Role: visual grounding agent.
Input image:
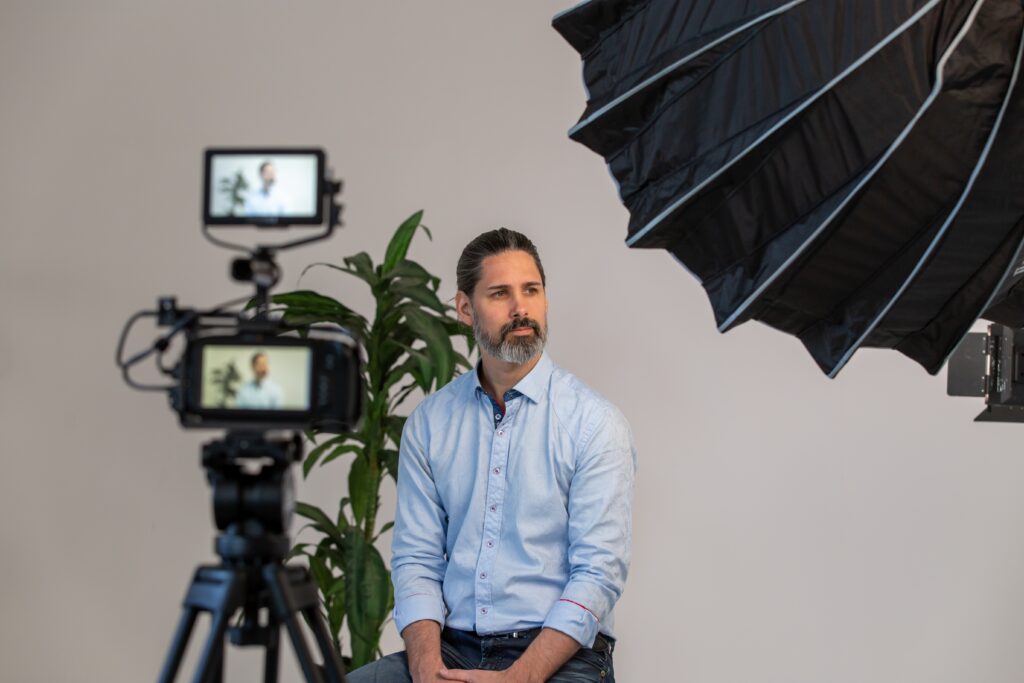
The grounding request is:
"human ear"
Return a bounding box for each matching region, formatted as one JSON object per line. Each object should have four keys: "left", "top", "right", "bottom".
{"left": 455, "top": 291, "right": 474, "bottom": 326}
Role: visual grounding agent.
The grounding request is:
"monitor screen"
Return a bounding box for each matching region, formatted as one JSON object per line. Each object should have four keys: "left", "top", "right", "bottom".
{"left": 204, "top": 149, "right": 324, "bottom": 225}
{"left": 199, "top": 345, "right": 313, "bottom": 411}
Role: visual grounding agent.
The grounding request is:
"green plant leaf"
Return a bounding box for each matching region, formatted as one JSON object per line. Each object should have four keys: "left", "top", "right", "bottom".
{"left": 270, "top": 289, "right": 369, "bottom": 338}
{"left": 271, "top": 290, "right": 353, "bottom": 314}
{"left": 308, "top": 553, "right": 332, "bottom": 595}
{"left": 384, "top": 416, "right": 407, "bottom": 447}
{"left": 320, "top": 444, "right": 362, "bottom": 468}
{"left": 304, "top": 435, "right": 355, "bottom": 476}
{"left": 403, "top": 307, "right": 455, "bottom": 388}
{"left": 381, "top": 352, "right": 427, "bottom": 396}
{"left": 388, "top": 382, "right": 419, "bottom": 413}
{"left": 327, "top": 586, "right": 346, "bottom": 645}
{"left": 383, "top": 259, "right": 440, "bottom": 290}
{"left": 295, "top": 502, "right": 345, "bottom": 545}
{"left": 348, "top": 456, "right": 374, "bottom": 525}
{"left": 382, "top": 211, "right": 425, "bottom": 274}
{"left": 345, "top": 533, "right": 392, "bottom": 669}
{"left": 381, "top": 448, "right": 399, "bottom": 481}
{"left": 325, "top": 545, "right": 347, "bottom": 570}
{"left": 392, "top": 281, "right": 448, "bottom": 314}
{"left": 326, "top": 571, "right": 347, "bottom": 646}
{"left": 344, "top": 252, "right": 378, "bottom": 287}
{"left": 326, "top": 574, "right": 347, "bottom": 598}
{"left": 286, "top": 543, "right": 311, "bottom": 561}
{"left": 336, "top": 497, "right": 351, "bottom": 529}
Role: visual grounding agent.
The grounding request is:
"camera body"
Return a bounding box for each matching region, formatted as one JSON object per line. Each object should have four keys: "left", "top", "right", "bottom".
{"left": 173, "top": 322, "right": 361, "bottom": 433}
{"left": 117, "top": 147, "right": 360, "bottom": 434}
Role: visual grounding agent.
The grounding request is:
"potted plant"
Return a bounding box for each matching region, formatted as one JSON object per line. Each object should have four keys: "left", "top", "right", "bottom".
{"left": 271, "top": 211, "right": 473, "bottom": 668}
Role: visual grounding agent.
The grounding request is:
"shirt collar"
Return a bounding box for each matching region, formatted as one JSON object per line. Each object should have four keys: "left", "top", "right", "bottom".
{"left": 471, "top": 351, "right": 554, "bottom": 404}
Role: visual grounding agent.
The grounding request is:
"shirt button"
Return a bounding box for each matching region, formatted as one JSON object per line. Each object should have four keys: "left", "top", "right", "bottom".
{"left": 481, "top": 607, "right": 488, "bottom": 614}
{"left": 480, "top": 572, "right": 487, "bottom": 579}
{"left": 493, "top": 467, "right": 500, "bottom": 474}
{"left": 486, "top": 540, "right": 494, "bottom": 548}
{"left": 495, "top": 414, "right": 502, "bottom": 420}
{"left": 489, "top": 505, "right": 497, "bottom": 512}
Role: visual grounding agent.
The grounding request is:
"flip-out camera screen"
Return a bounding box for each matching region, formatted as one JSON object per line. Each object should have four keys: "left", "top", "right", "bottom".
{"left": 204, "top": 148, "right": 324, "bottom": 225}
{"left": 179, "top": 331, "right": 362, "bottom": 432}
{"left": 200, "top": 345, "right": 312, "bottom": 411}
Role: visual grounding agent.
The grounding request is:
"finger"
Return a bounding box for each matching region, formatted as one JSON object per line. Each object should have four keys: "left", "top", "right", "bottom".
{"left": 438, "top": 667, "right": 474, "bottom": 681}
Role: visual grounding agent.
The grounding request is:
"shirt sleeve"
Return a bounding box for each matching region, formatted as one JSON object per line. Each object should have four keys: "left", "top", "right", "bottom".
{"left": 391, "top": 407, "right": 449, "bottom": 634}
{"left": 543, "top": 405, "right": 637, "bottom": 647}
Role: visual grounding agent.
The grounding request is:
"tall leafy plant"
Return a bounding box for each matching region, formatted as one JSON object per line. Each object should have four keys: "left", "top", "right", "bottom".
{"left": 272, "top": 211, "right": 473, "bottom": 668}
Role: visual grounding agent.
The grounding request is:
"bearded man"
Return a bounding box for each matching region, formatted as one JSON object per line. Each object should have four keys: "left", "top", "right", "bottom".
{"left": 348, "top": 228, "right": 636, "bottom": 683}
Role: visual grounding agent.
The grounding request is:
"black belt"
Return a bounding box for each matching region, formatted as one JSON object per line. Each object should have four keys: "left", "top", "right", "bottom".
{"left": 447, "top": 627, "right": 614, "bottom": 653}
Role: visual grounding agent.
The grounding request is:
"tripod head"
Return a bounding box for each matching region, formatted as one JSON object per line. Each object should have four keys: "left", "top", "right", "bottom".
{"left": 203, "top": 430, "right": 302, "bottom": 563}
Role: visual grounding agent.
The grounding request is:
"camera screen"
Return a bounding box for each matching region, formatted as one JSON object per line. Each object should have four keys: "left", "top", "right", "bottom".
{"left": 205, "top": 150, "right": 322, "bottom": 223}
{"left": 200, "top": 345, "right": 312, "bottom": 411}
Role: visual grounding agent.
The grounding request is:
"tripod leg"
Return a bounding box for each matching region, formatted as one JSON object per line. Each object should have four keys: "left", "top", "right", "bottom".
{"left": 301, "top": 602, "right": 347, "bottom": 683}
{"left": 200, "top": 639, "right": 225, "bottom": 683}
{"left": 157, "top": 567, "right": 246, "bottom": 683}
{"left": 263, "top": 565, "right": 348, "bottom": 683}
{"left": 158, "top": 606, "right": 202, "bottom": 683}
{"left": 191, "top": 592, "right": 235, "bottom": 683}
{"left": 263, "top": 618, "right": 280, "bottom": 683}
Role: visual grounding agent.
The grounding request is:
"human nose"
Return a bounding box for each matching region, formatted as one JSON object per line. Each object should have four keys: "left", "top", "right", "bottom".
{"left": 510, "top": 292, "right": 528, "bottom": 318}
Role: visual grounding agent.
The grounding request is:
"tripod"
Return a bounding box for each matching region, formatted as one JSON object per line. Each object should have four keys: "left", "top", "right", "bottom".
{"left": 158, "top": 432, "right": 347, "bottom": 683}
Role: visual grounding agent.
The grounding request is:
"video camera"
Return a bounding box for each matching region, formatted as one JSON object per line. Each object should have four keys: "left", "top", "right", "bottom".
{"left": 117, "top": 148, "right": 359, "bottom": 683}
{"left": 117, "top": 148, "right": 361, "bottom": 433}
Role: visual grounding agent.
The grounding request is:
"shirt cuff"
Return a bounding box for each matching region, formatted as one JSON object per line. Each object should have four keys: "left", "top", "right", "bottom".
{"left": 543, "top": 598, "right": 601, "bottom": 648}
{"left": 393, "top": 593, "right": 446, "bottom": 635}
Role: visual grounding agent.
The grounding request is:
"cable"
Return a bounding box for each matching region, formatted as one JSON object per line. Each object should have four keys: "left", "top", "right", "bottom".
{"left": 115, "top": 294, "right": 254, "bottom": 391}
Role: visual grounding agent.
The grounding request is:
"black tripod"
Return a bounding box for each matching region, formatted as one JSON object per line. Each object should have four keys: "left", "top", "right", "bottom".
{"left": 158, "top": 432, "right": 347, "bottom": 683}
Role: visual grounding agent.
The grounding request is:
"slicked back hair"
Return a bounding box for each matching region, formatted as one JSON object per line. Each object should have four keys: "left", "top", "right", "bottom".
{"left": 456, "top": 228, "right": 546, "bottom": 297}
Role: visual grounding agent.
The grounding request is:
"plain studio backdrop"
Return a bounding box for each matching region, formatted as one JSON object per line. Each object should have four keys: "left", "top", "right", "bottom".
{"left": 3, "top": 2, "right": 1024, "bottom": 682}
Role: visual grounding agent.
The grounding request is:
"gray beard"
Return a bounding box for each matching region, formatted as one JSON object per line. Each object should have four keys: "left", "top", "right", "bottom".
{"left": 472, "top": 312, "right": 547, "bottom": 365}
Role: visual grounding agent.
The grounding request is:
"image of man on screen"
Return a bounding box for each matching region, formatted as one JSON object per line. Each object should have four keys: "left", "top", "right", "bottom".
{"left": 243, "top": 160, "right": 287, "bottom": 216}
{"left": 234, "top": 351, "right": 283, "bottom": 409}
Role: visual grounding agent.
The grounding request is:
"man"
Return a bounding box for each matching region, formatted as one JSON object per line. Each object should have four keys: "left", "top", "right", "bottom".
{"left": 349, "top": 228, "right": 636, "bottom": 682}
{"left": 243, "top": 160, "right": 287, "bottom": 216}
{"left": 234, "top": 351, "right": 283, "bottom": 409}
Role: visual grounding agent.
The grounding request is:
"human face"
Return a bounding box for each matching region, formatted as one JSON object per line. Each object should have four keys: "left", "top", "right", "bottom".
{"left": 260, "top": 163, "right": 275, "bottom": 187}
{"left": 253, "top": 354, "right": 270, "bottom": 380}
{"left": 456, "top": 250, "right": 548, "bottom": 365}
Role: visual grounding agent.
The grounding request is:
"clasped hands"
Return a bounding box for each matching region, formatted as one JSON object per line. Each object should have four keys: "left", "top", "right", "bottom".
{"left": 438, "top": 665, "right": 535, "bottom": 683}
{"left": 414, "top": 663, "right": 537, "bottom": 683}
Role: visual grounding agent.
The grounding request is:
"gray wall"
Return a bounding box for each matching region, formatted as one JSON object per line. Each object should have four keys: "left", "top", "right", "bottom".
{"left": 3, "top": 2, "right": 1024, "bottom": 681}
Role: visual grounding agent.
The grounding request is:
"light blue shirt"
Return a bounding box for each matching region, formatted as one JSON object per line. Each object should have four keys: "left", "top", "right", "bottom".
{"left": 243, "top": 185, "right": 287, "bottom": 216}
{"left": 391, "top": 352, "right": 636, "bottom": 647}
{"left": 234, "top": 378, "right": 283, "bottom": 409}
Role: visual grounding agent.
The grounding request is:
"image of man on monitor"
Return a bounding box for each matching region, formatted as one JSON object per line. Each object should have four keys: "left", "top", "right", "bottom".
{"left": 234, "top": 351, "right": 283, "bottom": 409}
{"left": 243, "top": 161, "right": 288, "bottom": 216}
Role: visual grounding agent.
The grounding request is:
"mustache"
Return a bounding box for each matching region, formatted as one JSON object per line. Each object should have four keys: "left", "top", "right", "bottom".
{"left": 500, "top": 318, "right": 542, "bottom": 337}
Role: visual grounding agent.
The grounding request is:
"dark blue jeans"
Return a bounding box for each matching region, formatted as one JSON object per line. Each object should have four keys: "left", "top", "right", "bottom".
{"left": 346, "top": 627, "right": 615, "bottom": 682}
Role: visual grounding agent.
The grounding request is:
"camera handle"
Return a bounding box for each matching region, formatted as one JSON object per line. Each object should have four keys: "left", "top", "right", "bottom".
{"left": 202, "top": 174, "right": 344, "bottom": 318}
{"left": 201, "top": 176, "right": 345, "bottom": 255}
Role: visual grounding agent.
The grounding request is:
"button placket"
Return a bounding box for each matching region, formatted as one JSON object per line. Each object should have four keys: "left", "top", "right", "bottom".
{"left": 473, "top": 401, "right": 520, "bottom": 630}
{"left": 474, "top": 396, "right": 515, "bottom": 629}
